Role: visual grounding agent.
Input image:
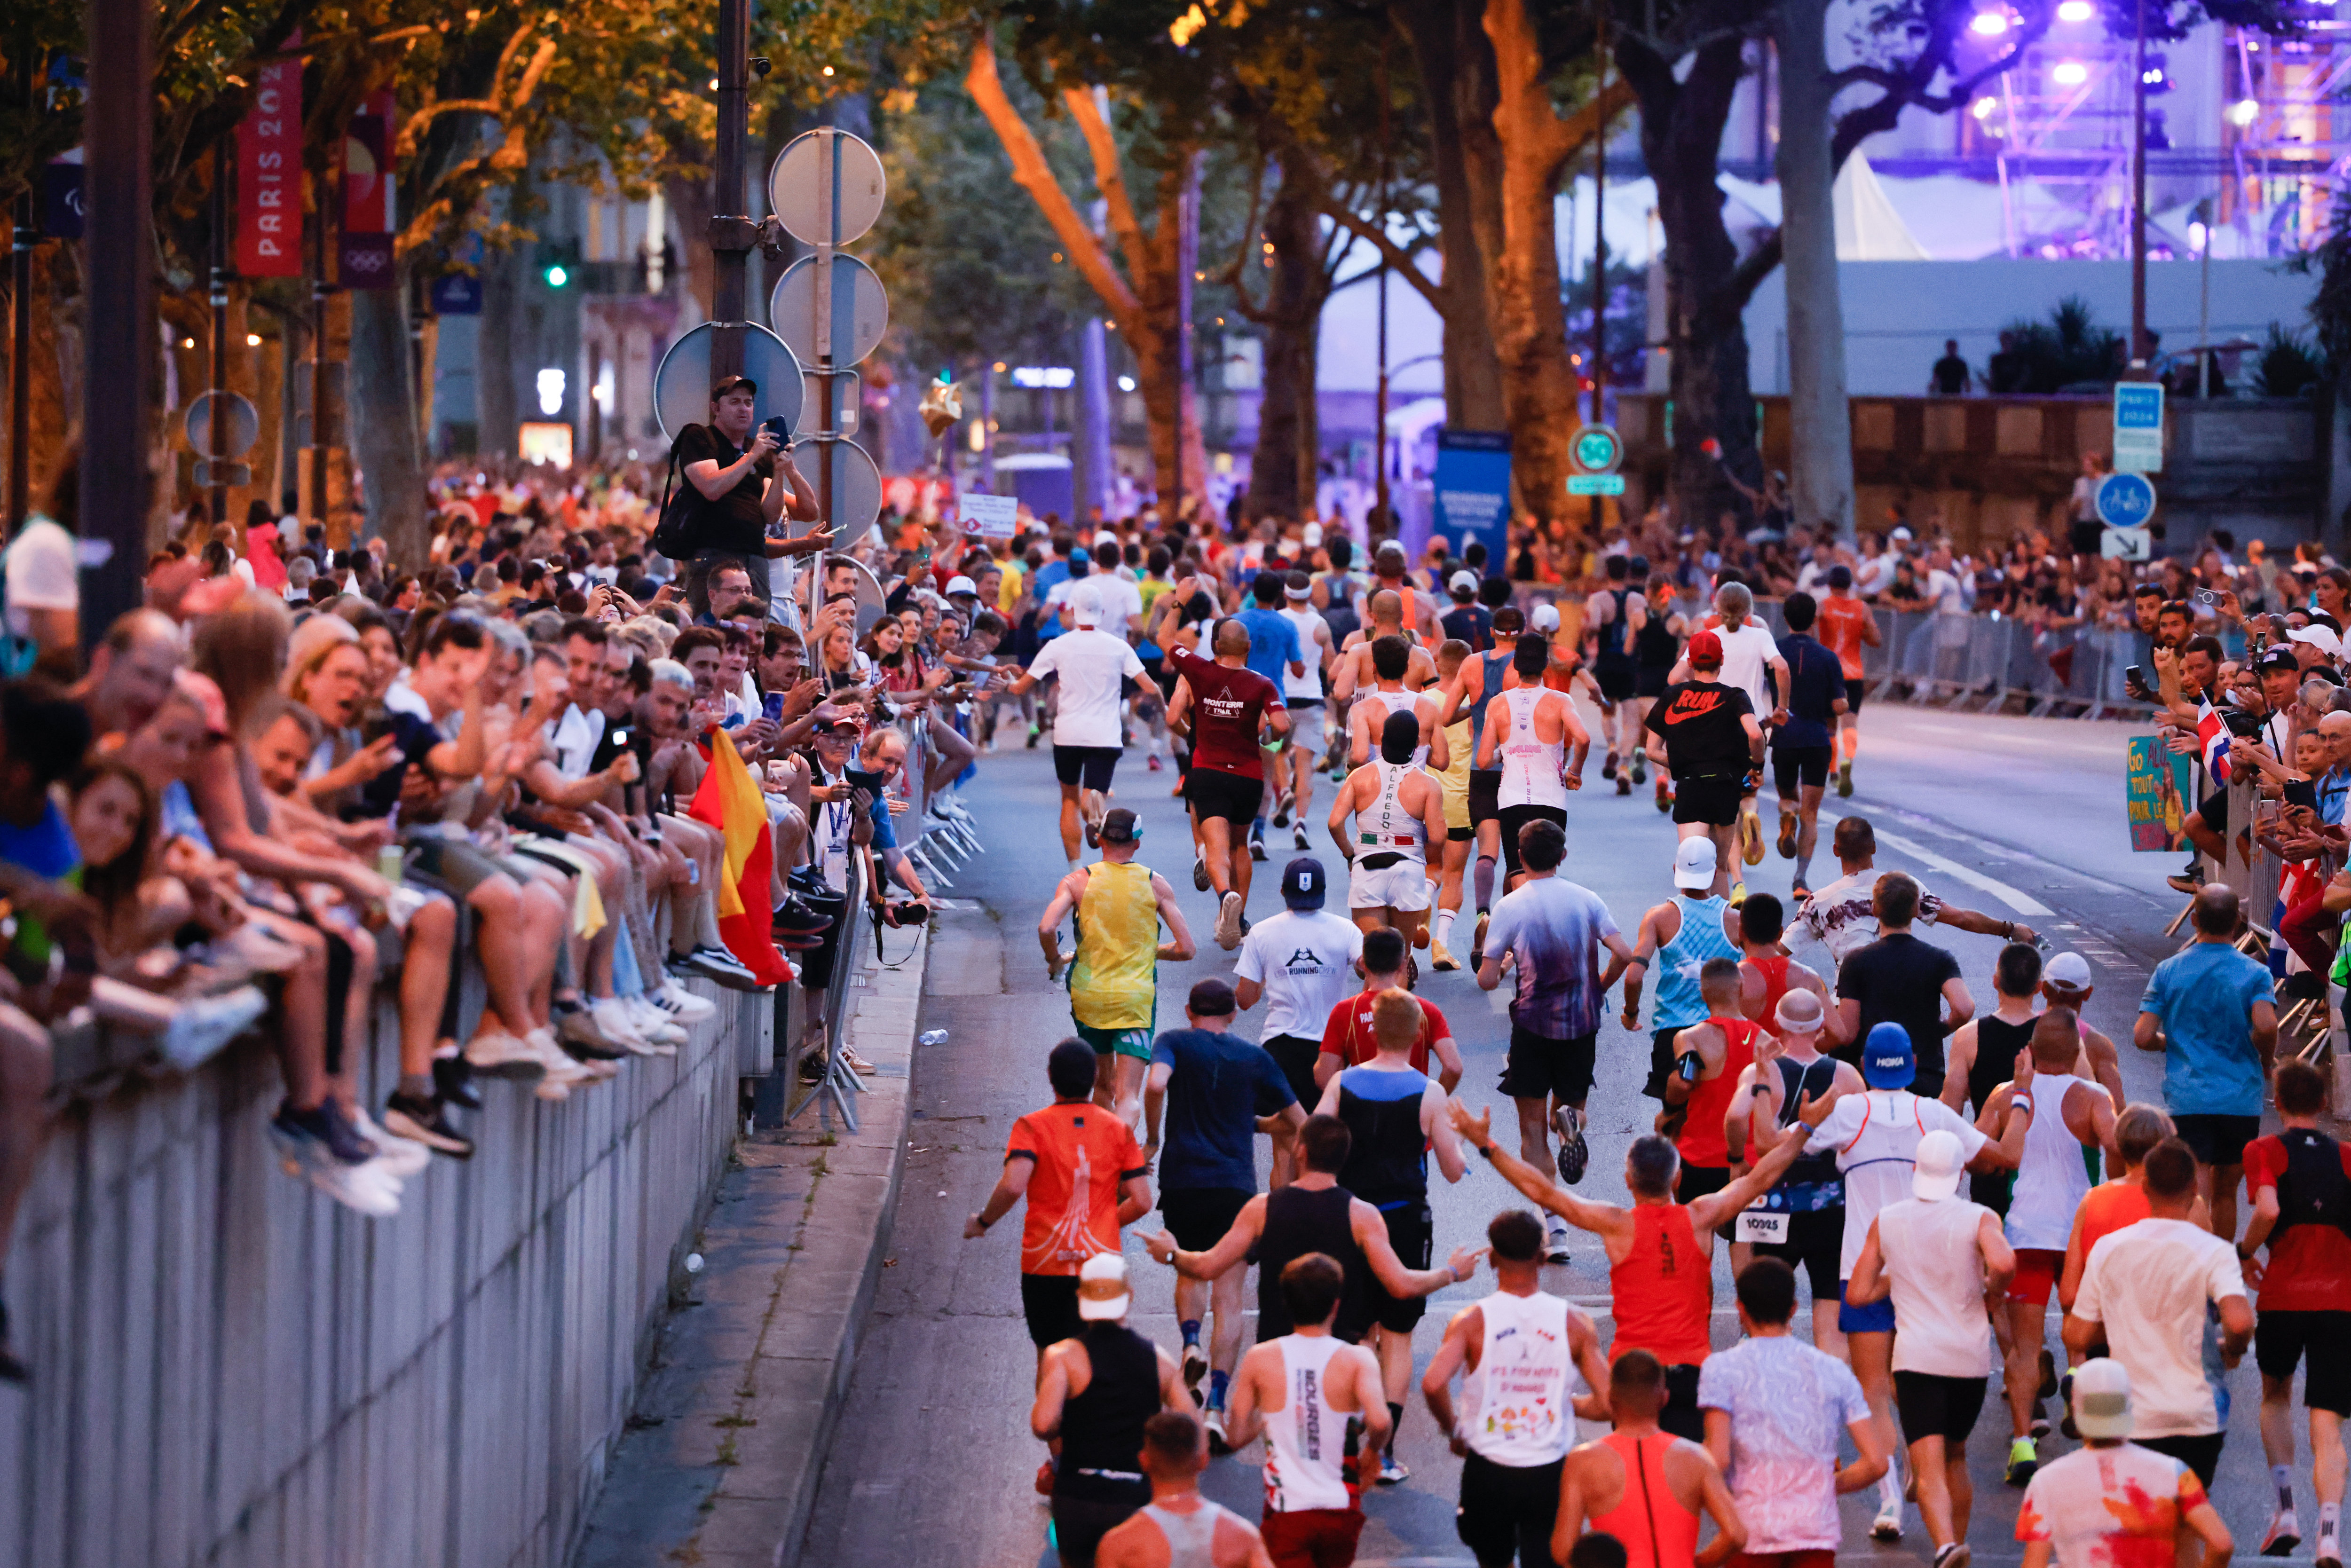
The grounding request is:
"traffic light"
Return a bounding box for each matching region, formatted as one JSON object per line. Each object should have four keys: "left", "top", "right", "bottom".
{"left": 536, "top": 240, "right": 581, "bottom": 289}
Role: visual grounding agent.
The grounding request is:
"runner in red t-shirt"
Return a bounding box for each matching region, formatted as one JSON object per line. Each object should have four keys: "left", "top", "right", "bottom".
{"left": 1158, "top": 591, "right": 1289, "bottom": 953}
{"left": 1313, "top": 927, "right": 1462, "bottom": 1094}
{"left": 1815, "top": 567, "right": 1880, "bottom": 797}
{"left": 2240, "top": 1058, "right": 2351, "bottom": 1560}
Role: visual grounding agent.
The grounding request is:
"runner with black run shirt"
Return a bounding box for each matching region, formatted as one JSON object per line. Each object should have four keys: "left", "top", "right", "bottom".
{"left": 1644, "top": 630, "right": 1763, "bottom": 899}
{"left": 1769, "top": 593, "right": 1848, "bottom": 894}
{"left": 1632, "top": 563, "right": 1686, "bottom": 813}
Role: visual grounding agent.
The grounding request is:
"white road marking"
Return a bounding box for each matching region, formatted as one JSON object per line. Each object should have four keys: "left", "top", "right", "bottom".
{"left": 1866, "top": 825, "right": 2054, "bottom": 916}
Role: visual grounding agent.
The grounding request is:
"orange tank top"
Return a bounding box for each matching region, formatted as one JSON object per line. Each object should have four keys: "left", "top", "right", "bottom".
{"left": 1675, "top": 1018, "right": 1759, "bottom": 1170}
{"left": 1746, "top": 953, "right": 1791, "bottom": 1023}
{"left": 2076, "top": 1180, "right": 2152, "bottom": 1261}
{"left": 1609, "top": 1204, "right": 1714, "bottom": 1365}
{"left": 1588, "top": 1430, "right": 1701, "bottom": 1568}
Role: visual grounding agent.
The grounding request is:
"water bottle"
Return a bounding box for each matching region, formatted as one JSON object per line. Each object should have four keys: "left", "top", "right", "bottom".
{"left": 918, "top": 1030, "right": 948, "bottom": 1047}
{"left": 377, "top": 843, "right": 404, "bottom": 884}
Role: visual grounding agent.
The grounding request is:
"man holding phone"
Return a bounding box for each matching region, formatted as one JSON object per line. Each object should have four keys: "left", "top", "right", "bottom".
{"left": 674, "top": 376, "right": 830, "bottom": 620}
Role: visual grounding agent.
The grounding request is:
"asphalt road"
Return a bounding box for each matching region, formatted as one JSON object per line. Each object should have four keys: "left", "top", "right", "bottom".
{"left": 797, "top": 701, "right": 2298, "bottom": 1568}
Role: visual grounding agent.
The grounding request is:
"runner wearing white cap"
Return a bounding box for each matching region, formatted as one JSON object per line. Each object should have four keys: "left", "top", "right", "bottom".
{"left": 1621, "top": 839, "right": 1742, "bottom": 1224}
{"left": 1031, "top": 1253, "right": 1193, "bottom": 1567}
{"left": 1275, "top": 571, "right": 1335, "bottom": 852}
{"left": 2016, "top": 1359, "right": 2236, "bottom": 1568}
{"left": 1846, "top": 1128, "right": 2018, "bottom": 1568}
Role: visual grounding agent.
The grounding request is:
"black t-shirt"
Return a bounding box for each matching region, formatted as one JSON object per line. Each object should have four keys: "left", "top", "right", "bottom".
{"left": 672, "top": 423, "right": 772, "bottom": 554}
{"left": 1643, "top": 679, "right": 1754, "bottom": 778}
{"left": 359, "top": 709, "right": 449, "bottom": 818}
{"left": 1439, "top": 603, "right": 1494, "bottom": 653}
{"left": 1836, "top": 931, "right": 1964, "bottom": 1092}
{"left": 1931, "top": 355, "right": 1969, "bottom": 394}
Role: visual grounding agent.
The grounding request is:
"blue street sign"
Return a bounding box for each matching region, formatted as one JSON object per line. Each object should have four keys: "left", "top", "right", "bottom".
{"left": 2113, "top": 382, "right": 2165, "bottom": 473}
{"left": 2094, "top": 470, "right": 2156, "bottom": 528}
{"left": 429, "top": 273, "right": 483, "bottom": 315}
{"left": 1431, "top": 430, "right": 1511, "bottom": 568}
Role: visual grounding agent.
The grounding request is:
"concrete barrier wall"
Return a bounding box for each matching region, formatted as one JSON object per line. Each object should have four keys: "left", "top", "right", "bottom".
{"left": 0, "top": 978, "right": 767, "bottom": 1568}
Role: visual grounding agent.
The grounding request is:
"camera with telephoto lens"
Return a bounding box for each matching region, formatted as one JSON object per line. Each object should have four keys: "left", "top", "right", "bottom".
{"left": 873, "top": 898, "right": 929, "bottom": 932}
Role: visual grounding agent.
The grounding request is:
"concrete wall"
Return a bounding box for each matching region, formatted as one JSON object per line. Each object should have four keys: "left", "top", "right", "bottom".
{"left": 0, "top": 980, "right": 766, "bottom": 1568}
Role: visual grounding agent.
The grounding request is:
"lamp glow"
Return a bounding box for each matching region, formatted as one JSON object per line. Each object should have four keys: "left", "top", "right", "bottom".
{"left": 2053, "top": 59, "right": 2089, "bottom": 84}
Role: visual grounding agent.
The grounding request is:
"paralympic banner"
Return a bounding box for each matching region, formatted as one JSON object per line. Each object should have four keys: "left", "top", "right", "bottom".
{"left": 2124, "top": 735, "right": 2194, "bottom": 851}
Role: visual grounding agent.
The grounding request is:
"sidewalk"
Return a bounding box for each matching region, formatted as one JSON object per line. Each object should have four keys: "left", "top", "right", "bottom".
{"left": 573, "top": 928, "right": 927, "bottom": 1568}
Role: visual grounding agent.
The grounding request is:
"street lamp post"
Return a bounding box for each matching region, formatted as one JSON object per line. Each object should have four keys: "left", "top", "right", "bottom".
{"left": 2130, "top": 0, "right": 2151, "bottom": 368}
{"left": 709, "top": 0, "right": 751, "bottom": 383}
{"left": 81, "top": 0, "right": 155, "bottom": 643}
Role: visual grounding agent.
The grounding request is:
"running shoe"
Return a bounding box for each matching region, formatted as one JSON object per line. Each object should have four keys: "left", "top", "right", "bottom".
{"left": 1740, "top": 808, "right": 1766, "bottom": 866}
{"left": 1147, "top": 754, "right": 1163, "bottom": 772}
{"left": 1249, "top": 832, "right": 1269, "bottom": 862}
{"left": 1026, "top": 725, "right": 1041, "bottom": 749}
{"left": 1616, "top": 775, "right": 1631, "bottom": 796}
{"left": 1293, "top": 823, "right": 1310, "bottom": 851}
{"left": 1470, "top": 911, "right": 1490, "bottom": 973}
{"left": 1601, "top": 749, "right": 1619, "bottom": 781}
{"left": 1376, "top": 1452, "right": 1409, "bottom": 1486}
{"left": 2166, "top": 873, "right": 2201, "bottom": 895}
{"left": 1871, "top": 1498, "right": 1903, "bottom": 1543}
{"left": 1193, "top": 856, "right": 1210, "bottom": 892}
{"left": 1084, "top": 816, "right": 1100, "bottom": 851}
{"left": 2037, "top": 1346, "right": 2058, "bottom": 1399}
{"left": 2262, "top": 1509, "right": 2302, "bottom": 1556}
{"left": 1431, "top": 937, "right": 1459, "bottom": 972}
{"left": 1728, "top": 882, "right": 1747, "bottom": 907}
{"left": 351, "top": 1104, "right": 431, "bottom": 1180}
{"left": 1183, "top": 1342, "right": 1207, "bottom": 1391}
{"left": 1204, "top": 1408, "right": 1231, "bottom": 1456}
{"left": 649, "top": 983, "right": 717, "bottom": 1023}
{"left": 1553, "top": 1105, "right": 1589, "bottom": 1185}
{"left": 464, "top": 1028, "right": 546, "bottom": 1080}
{"left": 1836, "top": 761, "right": 1854, "bottom": 798}
{"left": 1655, "top": 785, "right": 1673, "bottom": 815}
{"left": 1776, "top": 811, "right": 1798, "bottom": 859}
{"left": 1791, "top": 877, "right": 1811, "bottom": 899}
{"left": 1273, "top": 790, "right": 1293, "bottom": 827}
{"left": 2004, "top": 1435, "right": 2038, "bottom": 1486}
{"left": 556, "top": 1008, "right": 631, "bottom": 1061}
{"left": 2316, "top": 1526, "right": 2339, "bottom": 1568}
{"left": 839, "top": 1045, "right": 878, "bottom": 1076}
{"left": 433, "top": 1054, "right": 481, "bottom": 1111}
{"left": 1631, "top": 754, "right": 1647, "bottom": 785}
{"left": 1932, "top": 1545, "right": 1970, "bottom": 1568}
{"left": 1215, "top": 891, "right": 1245, "bottom": 951}
{"left": 1545, "top": 1216, "right": 1571, "bottom": 1264}
{"left": 158, "top": 985, "right": 270, "bottom": 1072}
{"left": 384, "top": 1091, "right": 475, "bottom": 1158}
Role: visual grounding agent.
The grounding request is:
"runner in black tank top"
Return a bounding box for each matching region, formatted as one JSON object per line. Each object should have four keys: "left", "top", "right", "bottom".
{"left": 1052, "top": 1318, "right": 1164, "bottom": 1562}
{"left": 1258, "top": 1184, "right": 1372, "bottom": 1341}
{"left": 1966, "top": 1015, "right": 2036, "bottom": 1214}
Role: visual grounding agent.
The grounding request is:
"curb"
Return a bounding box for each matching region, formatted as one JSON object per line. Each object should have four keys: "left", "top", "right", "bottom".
{"left": 571, "top": 930, "right": 927, "bottom": 1568}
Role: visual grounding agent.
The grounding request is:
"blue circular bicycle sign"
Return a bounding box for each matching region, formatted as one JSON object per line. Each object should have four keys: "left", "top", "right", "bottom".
{"left": 2094, "top": 471, "right": 2156, "bottom": 528}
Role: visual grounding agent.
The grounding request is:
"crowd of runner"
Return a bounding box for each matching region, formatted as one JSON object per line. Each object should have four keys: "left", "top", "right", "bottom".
{"left": 934, "top": 506, "right": 2335, "bottom": 1568}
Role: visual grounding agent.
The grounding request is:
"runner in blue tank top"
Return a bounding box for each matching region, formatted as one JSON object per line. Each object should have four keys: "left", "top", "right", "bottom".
{"left": 1620, "top": 838, "right": 1742, "bottom": 1103}
{"left": 1462, "top": 606, "right": 1527, "bottom": 972}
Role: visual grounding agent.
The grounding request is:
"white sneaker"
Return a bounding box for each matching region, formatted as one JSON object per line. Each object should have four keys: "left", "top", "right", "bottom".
{"left": 349, "top": 1106, "right": 430, "bottom": 1179}
{"left": 158, "top": 985, "right": 269, "bottom": 1071}
{"left": 1215, "top": 891, "right": 1244, "bottom": 951}
{"left": 465, "top": 1029, "right": 545, "bottom": 1079}
{"left": 624, "top": 997, "right": 688, "bottom": 1047}
{"left": 1544, "top": 1217, "right": 1571, "bottom": 1264}
{"left": 652, "top": 984, "right": 716, "bottom": 1022}
{"left": 1872, "top": 1496, "right": 1903, "bottom": 1543}
{"left": 590, "top": 999, "right": 657, "bottom": 1056}
{"left": 527, "top": 1028, "right": 597, "bottom": 1092}
{"left": 307, "top": 1152, "right": 401, "bottom": 1217}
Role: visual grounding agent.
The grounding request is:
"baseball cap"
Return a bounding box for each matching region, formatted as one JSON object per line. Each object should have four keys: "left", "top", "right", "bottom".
{"left": 1531, "top": 603, "right": 1562, "bottom": 632}
{"left": 1069, "top": 585, "right": 1104, "bottom": 626}
{"left": 1450, "top": 569, "right": 1480, "bottom": 595}
{"left": 1891, "top": 525, "right": 1915, "bottom": 542}
{"left": 1627, "top": 554, "right": 1651, "bottom": 579}
{"left": 1862, "top": 1022, "right": 1916, "bottom": 1089}
{"left": 1672, "top": 838, "right": 1717, "bottom": 891}
{"left": 1100, "top": 807, "right": 1140, "bottom": 844}
{"left": 2259, "top": 646, "right": 2299, "bottom": 674}
{"left": 1912, "top": 1128, "right": 1965, "bottom": 1200}
{"left": 1687, "top": 628, "right": 1724, "bottom": 663}
{"left": 1068, "top": 546, "right": 1091, "bottom": 567}
{"left": 2043, "top": 951, "right": 2093, "bottom": 991}
{"left": 1076, "top": 1253, "right": 1132, "bottom": 1321}
{"left": 710, "top": 374, "right": 757, "bottom": 400}
{"left": 1281, "top": 856, "right": 1328, "bottom": 909}
{"left": 945, "top": 575, "right": 978, "bottom": 597}
{"left": 1095, "top": 530, "right": 1120, "bottom": 552}
{"left": 2069, "top": 1357, "right": 2135, "bottom": 1439}
{"left": 2290, "top": 625, "right": 2343, "bottom": 656}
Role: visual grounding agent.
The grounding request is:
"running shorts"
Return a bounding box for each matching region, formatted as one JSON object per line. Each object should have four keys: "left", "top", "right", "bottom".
{"left": 1185, "top": 767, "right": 1265, "bottom": 828}
{"left": 1838, "top": 1278, "right": 1897, "bottom": 1335}
{"left": 2006, "top": 1247, "right": 2065, "bottom": 1307}
{"left": 1595, "top": 664, "right": 1637, "bottom": 703}
{"left": 1499, "top": 1025, "right": 1597, "bottom": 1105}
{"left": 1263, "top": 1033, "right": 1324, "bottom": 1111}
{"left": 1675, "top": 1164, "right": 1731, "bottom": 1203}
{"left": 1673, "top": 776, "right": 1745, "bottom": 827}
{"left": 1751, "top": 1206, "right": 1845, "bottom": 1299}
{"left": 2136, "top": 1433, "right": 2224, "bottom": 1489}
{"left": 1643, "top": 1025, "right": 1696, "bottom": 1102}
{"left": 1497, "top": 804, "right": 1568, "bottom": 876}
{"left": 1456, "top": 1452, "right": 1564, "bottom": 1568}
{"left": 1365, "top": 1200, "right": 1433, "bottom": 1333}
{"left": 1050, "top": 1489, "right": 1151, "bottom": 1568}
{"left": 1261, "top": 1506, "right": 1364, "bottom": 1568}
{"left": 1162, "top": 1186, "right": 1254, "bottom": 1253}
{"left": 1892, "top": 1370, "right": 1987, "bottom": 1445}
{"left": 1467, "top": 768, "right": 1503, "bottom": 827}
{"left": 1021, "top": 1272, "right": 1085, "bottom": 1347}
{"left": 1075, "top": 1020, "right": 1155, "bottom": 1063}
{"left": 1771, "top": 745, "right": 1832, "bottom": 796}
{"left": 2173, "top": 1112, "right": 2260, "bottom": 1169}
{"left": 1054, "top": 744, "right": 1121, "bottom": 792}
{"left": 1844, "top": 678, "right": 1867, "bottom": 714}
{"left": 1636, "top": 667, "right": 1672, "bottom": 701}
{"left": 1660, "top": 1363, "right": 1705, "bottom": 1442}
{"left": 1286, "top": 703, "right": 1327, "bottom": 760}
{"left": 2258, "top": 1310, "right": 2351, "bottom": 1416}
{"left": 1349, "top": 854, "right": 1431, "bottom": 914}
{"left": 1440, "top": 769, "right": 1471, "bottom": 835}
{"left": 2196, "top": 787, "right": 2229, "bottom": 835}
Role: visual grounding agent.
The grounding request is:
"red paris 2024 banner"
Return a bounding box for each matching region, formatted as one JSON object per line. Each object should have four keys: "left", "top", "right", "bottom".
{"left": 235, "top": 51, "right": 302, "bottom": 277}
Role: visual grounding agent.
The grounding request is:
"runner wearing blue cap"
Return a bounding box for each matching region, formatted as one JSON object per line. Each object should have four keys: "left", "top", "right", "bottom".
{"left": 1798, "top": 1022, "right": 2030, "bottom": 1545}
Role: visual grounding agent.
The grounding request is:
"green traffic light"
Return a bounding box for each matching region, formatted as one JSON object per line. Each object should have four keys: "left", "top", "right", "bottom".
{"left": 545, "top": 263, "right": 569, "bottom": 288}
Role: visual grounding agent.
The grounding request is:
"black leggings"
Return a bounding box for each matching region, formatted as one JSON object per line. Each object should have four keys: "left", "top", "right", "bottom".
{"left": 322, "top": 928, "right": 355, "bottom": 1077}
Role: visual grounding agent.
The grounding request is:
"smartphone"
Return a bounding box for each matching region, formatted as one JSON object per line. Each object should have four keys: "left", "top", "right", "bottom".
{"left": 2222, "top": 707, "right": 2265, "bottom": 740}
{"left": 762, "top": 691, "right": 787, "bottom": 722}
{"left": 360, "top": 713, "right": 398, "bottom": 746}
{"left": 607, "top": 727, "right": 633, "bottom": 751}
{"left": 2286, "top": 779, "right": 2321, "bottom": 811}
{"left": 760, "top": 415, "right": 791, "bottom": 442}
{"left": 846, "top": 767, "right": 888, "bottom": 794}
{"left": 2123, "top": 664, "right": 2149, "bottom": 692}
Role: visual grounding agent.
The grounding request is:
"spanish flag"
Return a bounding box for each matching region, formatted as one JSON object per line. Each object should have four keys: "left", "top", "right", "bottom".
{"left": 686, "top": 729, "right": 793, "bottom": 986}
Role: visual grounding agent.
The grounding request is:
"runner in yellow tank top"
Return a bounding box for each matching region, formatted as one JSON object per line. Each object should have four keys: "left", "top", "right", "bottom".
{"left": 1038, "top": 808, "right": 1199, "bottom": 1129}
{"left": 1430, "top": 639, "right": 1476, "bottom": 973}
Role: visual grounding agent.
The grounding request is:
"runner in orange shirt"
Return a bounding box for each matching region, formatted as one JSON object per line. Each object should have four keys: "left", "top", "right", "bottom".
{"left": 1814, "top": 566, "right": 1881, "bottom": 798}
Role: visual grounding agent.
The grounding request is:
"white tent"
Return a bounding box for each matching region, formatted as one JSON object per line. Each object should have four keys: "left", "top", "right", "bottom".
{"left": 1717, "top": 152, "right": 1931, "bottom": 260}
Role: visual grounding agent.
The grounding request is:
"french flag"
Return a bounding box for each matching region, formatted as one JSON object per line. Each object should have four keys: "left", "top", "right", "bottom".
{"left": 2195, "top": 699, "right": 2233, "bottom": 786}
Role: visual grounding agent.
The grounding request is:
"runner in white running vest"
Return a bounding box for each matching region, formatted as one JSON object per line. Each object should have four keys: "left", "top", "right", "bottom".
{"left": 1347, "top": 634, "right": 1447, "bottom": 770}
{"left": 1224, "top": 1252, "right": 1390, "bottom": 1567}
{"left": 1277, "top": 574, "right": 1337, "bottom": 852}
{"left": 1475, "top": 634, "right": 1586, "bottom": 894}
{"left": 1424, "top": 1208, "right": 1612, "bottom": 1568}
{"left": 1091, "top": 1409, "right": 1269, "bottom": 1568}
{"left": 1330, "top": 709, "right": 1448, "bottom": 948}
{"left": 1977, "top": 1009, "right": 2117, "bottom": 1488}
